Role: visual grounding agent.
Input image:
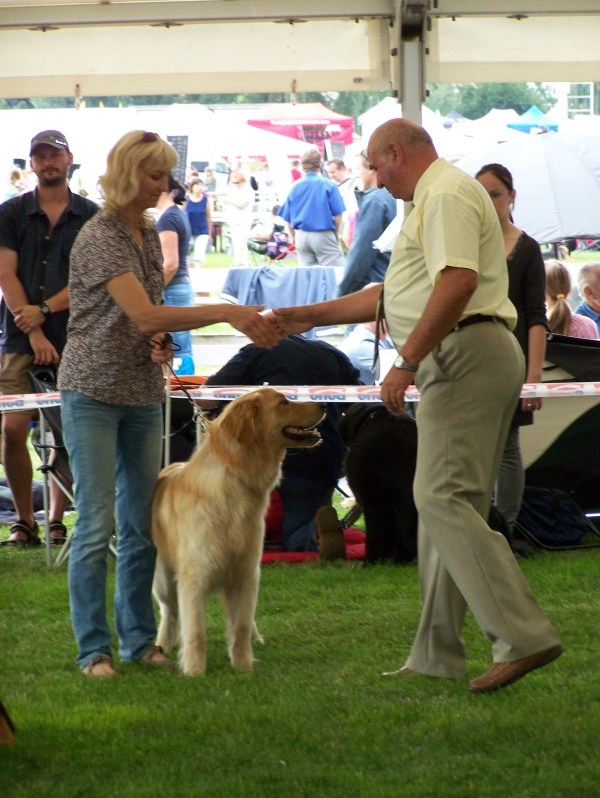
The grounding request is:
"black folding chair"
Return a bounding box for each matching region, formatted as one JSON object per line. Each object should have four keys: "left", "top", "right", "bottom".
{"left": 28, "top": 367, "right": 74, "bottom": 566}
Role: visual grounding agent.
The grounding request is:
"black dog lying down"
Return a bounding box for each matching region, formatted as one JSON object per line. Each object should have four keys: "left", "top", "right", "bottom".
{"left": 339, "top": 403, "right": 516, "bottom": 564}
{"left": 338, "top": 403, "right": 418, "bottom": 564}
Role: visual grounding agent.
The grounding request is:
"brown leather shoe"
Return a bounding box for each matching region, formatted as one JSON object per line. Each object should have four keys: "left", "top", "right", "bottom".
{"left": 469, "top": 644, "right": 563, "bottom": 693}
{"left": 316, "top": 506, "right": 346, "bottom": 561}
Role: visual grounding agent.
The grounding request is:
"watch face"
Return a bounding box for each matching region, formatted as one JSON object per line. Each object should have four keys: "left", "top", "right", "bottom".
{"left": 394, "top": 356, "right": 403, "bottom": 369}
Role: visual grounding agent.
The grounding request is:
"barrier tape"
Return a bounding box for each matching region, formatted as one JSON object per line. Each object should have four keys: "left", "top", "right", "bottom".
{"left": 3, "top": 381, "right": 600, "bottom": 411}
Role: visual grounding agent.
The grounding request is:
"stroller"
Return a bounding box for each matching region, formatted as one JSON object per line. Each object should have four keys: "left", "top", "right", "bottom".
{"left": 247, "top": 223, "right": 291, "bottom": 264}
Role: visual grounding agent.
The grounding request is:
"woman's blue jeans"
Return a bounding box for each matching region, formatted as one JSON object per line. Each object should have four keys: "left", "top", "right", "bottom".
{"left": 61, "top": 391, "right": 163, "bottom": 668}
{"left": 164, "top": 281, "right": 195, "bottom": 375}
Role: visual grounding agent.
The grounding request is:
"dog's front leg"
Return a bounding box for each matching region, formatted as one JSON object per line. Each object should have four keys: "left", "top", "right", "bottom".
{"left": 177, "top": 572, "right": 208, "bottom": 676}
{"left": 223, "top": 575, "right": 260, "bottom": 671}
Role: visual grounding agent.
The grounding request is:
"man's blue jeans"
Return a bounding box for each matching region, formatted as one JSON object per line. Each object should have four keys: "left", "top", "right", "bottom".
{"left": 279, "top": 473, "right": 336, "bottom": 551}
{"left": 61, "top": 391, "right": 163, "bottom": 668}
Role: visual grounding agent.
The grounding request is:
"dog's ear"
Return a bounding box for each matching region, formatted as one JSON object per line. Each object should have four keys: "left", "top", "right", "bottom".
{"left": 219, "top": 394, "right": 260, "bottom": 448}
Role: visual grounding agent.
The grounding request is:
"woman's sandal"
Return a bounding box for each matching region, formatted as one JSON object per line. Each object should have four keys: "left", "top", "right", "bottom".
{"left": 81, "top": 655, "right": 119, "bottom": 678}
{"left": 49, "top": 521, "right": 68, "bottom": 546}
{"left": 0, "top": 521, "right": 41, "bottom": 548}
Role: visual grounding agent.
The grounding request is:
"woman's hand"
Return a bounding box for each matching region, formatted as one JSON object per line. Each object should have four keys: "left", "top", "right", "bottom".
{"left": 226, "top": 306, "right": 284, "bottom": 349}
{"left": 150, "top": 334, "right": 174, "bottom": 364}
{"left": 521, "top": 396, "right": 542, "bottom": 413}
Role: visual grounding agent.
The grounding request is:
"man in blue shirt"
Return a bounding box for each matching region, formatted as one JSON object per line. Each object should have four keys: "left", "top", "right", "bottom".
{"left": 575, "top": 262, "right": 600, "bottom": 336}
{"left": 279, "top": 148, "right": 345, "bottom": 268}
{"left": 0, "top": 130, "right": 98, "bottom": 547}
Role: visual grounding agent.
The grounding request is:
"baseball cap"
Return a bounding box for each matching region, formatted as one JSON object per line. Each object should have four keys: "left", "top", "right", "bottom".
{"left": 30, "top": 130, "right": 70, "bottom": 156}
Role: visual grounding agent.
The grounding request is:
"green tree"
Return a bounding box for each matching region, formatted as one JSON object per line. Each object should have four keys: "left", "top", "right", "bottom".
{"left": 0, "top": 90, "right": 391, "bottom": 126}
{"left": 426, "top": 82, "right": 555, "bottom": 119}
{"left": 0, "top": 84, "right": 557, "bottom": 125}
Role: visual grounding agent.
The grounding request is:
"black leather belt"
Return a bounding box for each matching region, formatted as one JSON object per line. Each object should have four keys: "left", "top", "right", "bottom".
{"left": 453, "top": 314, "right": 507, "bottom": 332}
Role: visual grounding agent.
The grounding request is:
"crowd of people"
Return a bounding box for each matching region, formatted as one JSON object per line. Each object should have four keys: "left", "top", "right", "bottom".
{"left": 2, "top": 119, "right": 599, "bottom": 696}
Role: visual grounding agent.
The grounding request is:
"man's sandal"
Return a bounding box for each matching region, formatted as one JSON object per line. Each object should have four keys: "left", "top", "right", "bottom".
{"left": 81, "top": 655, "right": 119, "bottom": 678}
{"left": 0, "top": 521, "right": 41, "bottom": 548}
{"left": 49, "top": 521, "right": 68, "bottom": 546}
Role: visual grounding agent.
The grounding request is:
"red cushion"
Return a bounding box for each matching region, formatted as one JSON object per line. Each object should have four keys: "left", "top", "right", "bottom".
{"left": 262, "top": 489, "right": 365, "bottom": 563}
{"left": 264, "top": 489, "right": 284, "bottom": 544}
{"left": 261, "top": 528, "right": 365, "bottom": 564}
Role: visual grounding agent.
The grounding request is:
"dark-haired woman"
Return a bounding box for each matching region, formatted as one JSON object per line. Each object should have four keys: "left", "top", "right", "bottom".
{"left": 156, "top": 176, "right": 195, "bottom": 374}
{"left": 476, "top": 163, "right": 547, "bottom": 540}
{"left": 184, "top": 178, "right": 211, "bottom": 267}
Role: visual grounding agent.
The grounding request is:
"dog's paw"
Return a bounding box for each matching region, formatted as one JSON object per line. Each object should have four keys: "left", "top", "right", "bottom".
{"left": 181, "top": 664, "right": 207, "bottom": 677}
{"left": 230, "top": 646, "right": 255, "bottom": 671}
{"left": 252, "top": 623, "right": 264, "bottom": 645}
{"left": 231, "top": 659, "right": 254, "bottom": 672}
{"left": 180, "top": 653, "right": 207, "bottom": 677}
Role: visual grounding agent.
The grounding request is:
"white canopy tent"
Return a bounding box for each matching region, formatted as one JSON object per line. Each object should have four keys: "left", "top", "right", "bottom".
{"left": 0, "top": 2, "right": 599, "bottom": 108}
{"left": 0, "top": 103, "right": 313, "bottom": 199}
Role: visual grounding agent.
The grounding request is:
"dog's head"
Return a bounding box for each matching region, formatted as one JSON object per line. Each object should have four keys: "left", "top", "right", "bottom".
{"left": 338, "top": 403, "right": 389, "bottom": 446}
{"left": 216, "top": 388, "right": 325, "bottom": 452}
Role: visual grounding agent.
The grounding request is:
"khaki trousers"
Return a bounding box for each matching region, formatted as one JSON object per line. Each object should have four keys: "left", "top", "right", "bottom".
{"left": 405, "top": 321, "right": 561, "bottom": 677}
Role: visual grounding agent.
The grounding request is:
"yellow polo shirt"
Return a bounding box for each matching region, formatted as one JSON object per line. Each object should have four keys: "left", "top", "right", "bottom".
{"left": 383, "top": 158, "right": 517, "bottom": 350}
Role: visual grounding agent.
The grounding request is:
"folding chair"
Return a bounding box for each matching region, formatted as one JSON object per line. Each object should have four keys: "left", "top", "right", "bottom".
{"left": 28, "top": 367, "right": 117, "bottom": 566}
{"left": 28, "top": 367, "right": 75, "bottom": 566}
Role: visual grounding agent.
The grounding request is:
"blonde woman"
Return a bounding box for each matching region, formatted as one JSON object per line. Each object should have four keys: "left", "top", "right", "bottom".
{"left": 545, "top": 259, "right": 598, "bottom": 339}
{"left": 57, "top": 131, "right": 280, "bottom": 677}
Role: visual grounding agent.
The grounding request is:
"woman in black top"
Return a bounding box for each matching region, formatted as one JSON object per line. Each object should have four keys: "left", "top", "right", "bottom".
{"left": 476, "top": 163, "right": 547, "bottom": 537}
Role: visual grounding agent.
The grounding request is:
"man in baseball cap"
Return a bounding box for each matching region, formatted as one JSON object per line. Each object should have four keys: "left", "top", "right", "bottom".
{"left": 0, "top": 127, "right": 97, "bottom": 549}
{"left": 29, "top": 129, "right": 70, "bottom": 156}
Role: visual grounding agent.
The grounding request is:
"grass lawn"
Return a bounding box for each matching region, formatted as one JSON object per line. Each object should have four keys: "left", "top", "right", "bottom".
{"left": 568, "top": 250, "right": 600, "bottom": 263}
{"left": 1, "top": 537, "right": 599, "bottom": 797}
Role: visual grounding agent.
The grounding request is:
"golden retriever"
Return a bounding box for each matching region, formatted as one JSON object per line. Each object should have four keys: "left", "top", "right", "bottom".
{"left": 152, "top": 387, "right": 325, "bottom": 676}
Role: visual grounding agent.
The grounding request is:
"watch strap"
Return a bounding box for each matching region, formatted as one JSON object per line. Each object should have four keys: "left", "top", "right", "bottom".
{"left": 393, "top": 356, "right": 419, "bottom": 373}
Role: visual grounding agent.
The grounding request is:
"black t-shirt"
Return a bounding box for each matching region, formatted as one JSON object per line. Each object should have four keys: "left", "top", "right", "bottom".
{"left": 205, "top": 335, "right": 361, "bottom": 483}
{"left": 0, "top": 189, "right": 99, "bottom": 354}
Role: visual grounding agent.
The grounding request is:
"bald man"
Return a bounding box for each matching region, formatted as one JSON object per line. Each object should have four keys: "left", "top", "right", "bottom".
{"left": 272, "top": 118, "right": 562, "bottom": 693}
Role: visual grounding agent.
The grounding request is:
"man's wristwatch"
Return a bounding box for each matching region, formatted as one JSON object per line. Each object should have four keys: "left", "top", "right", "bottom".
{"left": 38, "top": 302, "right": 52, "bottom": 318}
{"left": 393, "top": 356, "right": 419, "bottom": 373}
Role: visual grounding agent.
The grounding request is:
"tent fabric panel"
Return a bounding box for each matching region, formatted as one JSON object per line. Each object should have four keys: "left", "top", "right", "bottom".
{"left": 0, "top": 18, "right": 391, "bottom": 99}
